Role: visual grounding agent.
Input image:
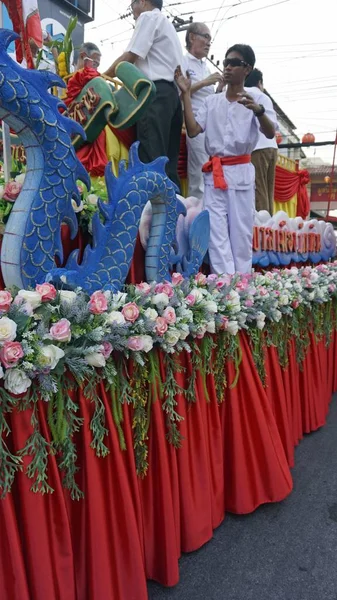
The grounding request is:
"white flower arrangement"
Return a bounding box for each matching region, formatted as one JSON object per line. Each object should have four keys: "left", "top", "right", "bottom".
{"left": 0, "top": 263, "right": 336, "bottom": 397}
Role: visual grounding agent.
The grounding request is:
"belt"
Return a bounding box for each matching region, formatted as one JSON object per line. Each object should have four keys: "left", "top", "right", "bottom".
{"left": 202, "top": 154, "right": 251, "bottom": 190}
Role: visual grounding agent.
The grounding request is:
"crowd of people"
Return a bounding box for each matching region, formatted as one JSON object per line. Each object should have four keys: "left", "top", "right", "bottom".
{"left": 101, "top": 0, "right": 279, "bottom": 276}
{"left": 18, "top": 0, "right": 279, "bottom": 277}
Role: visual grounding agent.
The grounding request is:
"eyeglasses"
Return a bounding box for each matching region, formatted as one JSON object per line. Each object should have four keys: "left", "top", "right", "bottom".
{"left": 194, "top": 32, "right": 212, "bottom": 42}
{"left": 224, "top": 58, "right": 249, "bottom": 68}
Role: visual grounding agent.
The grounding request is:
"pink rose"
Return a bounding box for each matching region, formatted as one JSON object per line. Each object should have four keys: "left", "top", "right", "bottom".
{"left": 127, "top": 336, "right": 144, "bottom": 351}
{"left": 3, "top": 181, "right": 22, "bottom": 202}
{"left": 36, "top": 283, "right": 57, "bottom": 302}
{"left": 162, "top": 306, "right": 176, "bottom": 324}
{"left": 101, "top": 341, "right": 113, "bottom": 359}
{"left": 0, "top": 291, "right": 13, "bottom": 312}
{"left": 0, "top": 341, "right": 24, "bottom": 368}
{"left": 207, "top": 274, "right": 218, "bottom": 283}
{"left": 328, "top": 284, "right": 336, "bottom": 293}
{"left": 154, "top": 283, "right": 174, "bottom": 298}
{"left": 195, "top": 272, "right": 207, "bottom": 285}
{"left": 236, "top": 281, "right": 248, "bottom": 292}
{"left": 245, "top": 299, "right": 253, "bottom": 307}
{"left": 50, "top": 318, "right": 71, "bottom": 342}
{"left": 122, "top": 302, "right": 140, "bottom": 322}
{"left": 217, "top": 275, "right": 231, "bottom": 287}
{"left": 88, "top": 291, "right": 108, "bottom": 314}
{"left": 219, "top": 316, "right": 229, "bottom": 330}
{"left": 171, "top": 273, "right": 184, "bottom": 286}
{"left": 135, "top": 282, "right": 151, "bottom": 294}
{"left": 155, "top": 316, "right": 168, "bottom": 336}
{"left": 291, "top": 299, "right": 300, "bottom": 309}
{"left": 185, "top": 294, "right": 196, "bottom": 306}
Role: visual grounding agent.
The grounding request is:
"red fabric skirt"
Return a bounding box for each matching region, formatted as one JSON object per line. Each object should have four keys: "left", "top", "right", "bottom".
{"left": 0, "top": 330, "right": 336, "bottom": 599}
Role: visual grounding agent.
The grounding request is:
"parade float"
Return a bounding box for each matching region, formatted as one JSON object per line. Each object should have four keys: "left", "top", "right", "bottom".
{"left": 1, "top": 27, "right": 337, "bottom": 600}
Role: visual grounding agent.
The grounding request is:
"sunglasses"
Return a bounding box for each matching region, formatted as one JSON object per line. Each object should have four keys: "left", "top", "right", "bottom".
{"left": 195, "top": 32, "right": 212, "bottom": 42}
{"left": 223, "top": 58, "right": 249, "bottom": 68}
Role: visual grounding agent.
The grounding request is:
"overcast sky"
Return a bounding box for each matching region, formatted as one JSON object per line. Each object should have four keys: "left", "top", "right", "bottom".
{"left": 86, "top": 0, "right": 337, "bottom": 163}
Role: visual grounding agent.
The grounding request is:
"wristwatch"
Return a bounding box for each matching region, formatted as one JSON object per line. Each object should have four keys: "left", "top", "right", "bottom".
{"left": 254, "top": 104, "right": 265, "bottom": 118}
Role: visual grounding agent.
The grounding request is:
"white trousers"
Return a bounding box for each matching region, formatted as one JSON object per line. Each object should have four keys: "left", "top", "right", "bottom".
{"left": 186, "top": 132, "right": 209, "bottom": 200}
{"left": 204, "top": 183, "right": 255, "bottom": 275}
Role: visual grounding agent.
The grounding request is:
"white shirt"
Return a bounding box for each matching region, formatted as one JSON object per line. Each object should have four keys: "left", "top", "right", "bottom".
{"left": 182, "top": 52, "right": 214, "bottom": 115}
{"left": 126, "top": 9, "right": 183, "bottom": 82}
{"left": 196, "top": 87, "right": 278, "bottom": 189}
{"left": 248, "top": 87, "right": 278, "bottom": 150}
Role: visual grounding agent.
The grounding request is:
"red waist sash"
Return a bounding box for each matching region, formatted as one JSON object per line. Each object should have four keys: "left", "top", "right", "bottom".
{"left": 202, "top": 154, "right": 251, "bottom": 190}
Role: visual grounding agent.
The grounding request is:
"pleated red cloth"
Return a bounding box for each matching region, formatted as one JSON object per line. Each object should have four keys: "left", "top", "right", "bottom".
{"left": 0, "top": 332, "right": 336, "bottom": 599}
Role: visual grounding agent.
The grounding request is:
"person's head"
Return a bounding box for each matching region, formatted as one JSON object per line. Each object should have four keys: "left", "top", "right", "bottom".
{"left": 245, "top": 68, "right": 263, "bottom": 91}
{"left": 77, "top": 42, "right": 101, "bottom": 71}
{"left": 223, "top": 44, "right": 255, "bottom": 86}
{"left": 185, "top": 22, "right": 212, "bottom": 59}
{"left": 130, "top": 0, "right": 162, "bottom": 20}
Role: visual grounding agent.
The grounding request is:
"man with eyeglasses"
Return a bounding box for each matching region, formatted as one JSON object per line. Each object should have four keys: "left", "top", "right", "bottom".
{"left": 182, "top": 23, "right": 224, "bottom": 200}
{"left": 176, "top": 44, "right": 277, "bottom": 276}
{"left": 104, "top": 0, "right": 183, "bottom": 189}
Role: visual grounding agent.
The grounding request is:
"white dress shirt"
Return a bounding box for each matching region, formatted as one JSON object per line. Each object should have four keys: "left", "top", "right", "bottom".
{"left": 181, "top": 52, "right": 214, "bottom": 114}
{"left": 248, "top": 86, "right": 278, "bottom": 150}
{"left": 126, "top": 8, "right": 183, "bottom": 82}
{"left": 196, "top": 87, "right": 278, "bottom": 189}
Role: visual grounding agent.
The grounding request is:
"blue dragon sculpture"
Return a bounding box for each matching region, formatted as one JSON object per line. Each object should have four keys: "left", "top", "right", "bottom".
{"left": 0, "top": 29, "right": 210, "bottom": 292}
{"left": 0, "top": 30, "right": 89, "bottom": 289}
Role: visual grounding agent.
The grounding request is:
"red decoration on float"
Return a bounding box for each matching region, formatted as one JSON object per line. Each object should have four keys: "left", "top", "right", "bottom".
{"left": 275, "top": 131, "right": 283, "bottom": 145}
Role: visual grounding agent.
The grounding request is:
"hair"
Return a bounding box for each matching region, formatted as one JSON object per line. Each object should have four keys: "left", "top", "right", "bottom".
{"left": 245, "top": 68, "right": 263, "bottom": 87}
{"left": 80, "top": 42, "right": 101, "bottom": 57}
{"left": 185, "top": 22, "right": 207, "bottom": 50}
{"left": 148, "top": 0, "right": 163, "bottom": 9}
{"left": 225, "top": 44, "right": 256, "bottom": 68}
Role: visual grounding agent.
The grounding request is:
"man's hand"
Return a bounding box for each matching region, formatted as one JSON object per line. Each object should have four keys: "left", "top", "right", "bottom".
{"left": 236, "top": 92, "right": 261, "bottom": 113}
{"left": 174, "top": 66, "right": 191, "bottom": 94}
{"left": 204, "top": 72, "right": 223, "bottom": 87}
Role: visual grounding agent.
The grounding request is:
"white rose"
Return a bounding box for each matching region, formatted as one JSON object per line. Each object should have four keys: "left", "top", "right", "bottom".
{"left": 164, "top": 328, "right": 180, "bottom": 346}
{"left": 85, "top": 352, "right": 106, "bottom": 367}
{"left": 4, "top": 368, "right": 31, "bottom": 395}
{"left": 0, "top": 185, "right": 4, "bottom": 199}
{"left": 279, "top": 295, "right": 289, "bottom": 306}
{"left": 17, "top": 290, "right": 42, "bottom": 309}
{"left": 273, "top": 309, "right": 282, "bottom": 322}
{"left": 86, "top": 193, "right": 99, "bottom": 206}
{"left": 204, "top": 300, "right": 218, "bottom": 314}
{"left": 0, "top": 317, "right": 17, "bottom": 344}
{"left": 39, "top": 345, "right": 65, "bottom": 370}
{"left": 256, "top": 318, "right": 265, "bottom": 330}
{"left": 310, "top": 272, "right": 319, "bottom": 283}
{"left": 140, "top": 335, "right": 153, "bottom": 353}
{"left": 189, "top": 288, "right": 203, "bottom": 303}
{"left": 152, "top": 293, "right": 169, "bottom": 307}
{"left": 111, "top": 292, "right": 127, "bottom": 307}
{"left": 105, "top": 310, "right": 126, "bottom": 325}
{"left": 71, "top": 198, "right": 84, "bottom": 213}
{"left": 59, "top": 290, "right": 77, "bottom": 306}
{"left": 307, "top": 291, "right": 315, "bottom": 301}
{"left": 15, "top": 173, "right": 25, "bottom": 185}
{"left": 206, "top": 320, "right": 216, "bottom": 333}
{"left": 0, "top": 364, "right": 4, "bottom": 379}
{"left": 227, "top": 320, "right": 239, "bottom": 336}
{"left": 179, "top": 324, "right": 190, "bottom": 340}
{"left": 144, "top": 307, "right": 158, "bottom": 320}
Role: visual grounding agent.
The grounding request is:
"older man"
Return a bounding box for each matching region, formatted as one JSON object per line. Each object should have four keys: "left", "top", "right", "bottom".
{"left": 182, "top": 22, "right": 223, "bottom": 199}
{"left": 105, "top": 0, "right": 183, "bottom": 188}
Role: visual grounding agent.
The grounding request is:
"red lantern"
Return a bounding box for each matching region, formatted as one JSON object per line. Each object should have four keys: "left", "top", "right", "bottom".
{"left": 324, "top": 176, "right": 331, "bottom": 184}
{"left": 275, "top": 131, "right": 283, "bottom": 145}
{"left": 302, "top": 132, "right": 315, "bottom": 144}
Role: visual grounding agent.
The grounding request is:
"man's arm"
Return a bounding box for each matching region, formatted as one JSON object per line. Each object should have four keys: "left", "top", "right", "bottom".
{"left": 237, "top": 92, "right": 275, "bottom": 139}
{"left": 104, "top": 51, "right": 139, "bottom": 79}
{"left": 175, "top": 67, "right": 203, "bottom": 138}
{"left": 190, "top": 72, "right": 223, "bottom": 96}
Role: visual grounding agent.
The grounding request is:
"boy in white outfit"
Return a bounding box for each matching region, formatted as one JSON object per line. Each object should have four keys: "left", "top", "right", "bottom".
{"left": 176, "top": 44, "right": 277, "bottom": 275}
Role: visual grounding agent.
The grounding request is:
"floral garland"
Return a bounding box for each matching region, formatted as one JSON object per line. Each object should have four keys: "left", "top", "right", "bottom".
{"left": 1, "top": 263, "right": 337, "bottom": 499}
